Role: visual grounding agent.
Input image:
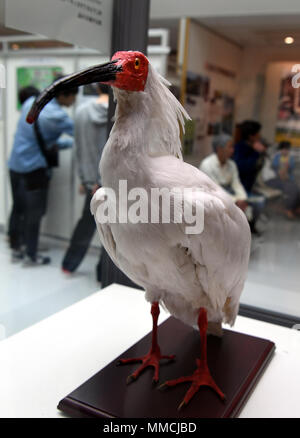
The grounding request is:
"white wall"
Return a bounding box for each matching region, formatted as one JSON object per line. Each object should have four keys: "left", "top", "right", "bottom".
{"left": 188, "top": 21, "right": 241, "bottom": 96}
{"left": 186, "top": 20, "right": 242, "bottom": 164}
{"left": 185, "top": 23, "right": 300, "bottom": 157}
{"left": 236, "top": 46, "right": 300, "bottom": 141}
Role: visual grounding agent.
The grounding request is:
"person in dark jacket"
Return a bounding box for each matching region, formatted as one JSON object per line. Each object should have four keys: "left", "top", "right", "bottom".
{"left": 233, "top": 120, "right": 266, "bottom": 193}
{"left": 8, "top": 86, "right": 40, "bottom": 262}
{"left": 62, "top": 83, "right": 109, "bottom": 279}
{"left": 234, "top": 120, "right": 267, "bottom": 235}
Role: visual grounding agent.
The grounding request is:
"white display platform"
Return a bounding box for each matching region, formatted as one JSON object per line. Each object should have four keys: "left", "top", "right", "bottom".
{"left": 0, "top": 283, "right": 299, "bottom": 418}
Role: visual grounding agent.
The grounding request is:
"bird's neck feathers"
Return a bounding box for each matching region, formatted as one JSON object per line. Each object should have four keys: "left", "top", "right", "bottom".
{"left": 110, "top": 64, "right": 190, "bottom": 159}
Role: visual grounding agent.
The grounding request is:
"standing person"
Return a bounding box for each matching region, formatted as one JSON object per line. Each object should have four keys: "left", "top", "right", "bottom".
{"left": 233, "top": 120, "right": 267, "bottom": 235}
{"left": 62, "top": 83, "right": 109, "bottom": 279}
{"left": 8, "top": 86, "right": 40, "bottom": 262}
{"left": 233, "top": 120, "right": 266, "bottom": 194}
{"left": 266, "top": 141, "right": 300, "bottom": 219}
{"left": 8, "top": 77, "right": 78, "bottom": 266}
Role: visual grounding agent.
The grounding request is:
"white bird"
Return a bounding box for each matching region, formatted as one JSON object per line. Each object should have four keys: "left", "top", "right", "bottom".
{"left": 27, "top": 51, "right": 251, "bottom": 410}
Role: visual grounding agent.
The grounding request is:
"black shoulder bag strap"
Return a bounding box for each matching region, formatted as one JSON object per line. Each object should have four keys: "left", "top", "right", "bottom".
{"left": 33, "top": 120, "right": 58, "bottom": 168}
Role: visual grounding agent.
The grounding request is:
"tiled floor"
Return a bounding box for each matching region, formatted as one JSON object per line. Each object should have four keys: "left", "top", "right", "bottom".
{"left": 241, "top": 214, "right": 300, "bottom": 318}
{"left": 1, "top": 212, "right": 300, "bottom": 342}
{"left": 0, "top": 235, "right": 100, "bottom": 341}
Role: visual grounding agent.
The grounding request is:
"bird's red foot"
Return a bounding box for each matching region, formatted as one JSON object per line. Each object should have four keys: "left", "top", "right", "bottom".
{"left": 117, "top": 345, "right": 175, "bottom": 384}
{"left": 159, "top": 307, "right": 225, "bottom": 410}
{"left": 159, "top": 357, "right": 225, "bottom": 410}
{"left": 117, "top": 301, "right": 175, "bottom": 384}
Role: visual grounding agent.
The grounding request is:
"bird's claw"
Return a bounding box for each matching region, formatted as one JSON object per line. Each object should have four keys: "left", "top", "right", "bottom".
{"left": 126, "top": 374, "right": 136, "bottom": 385}
{"left": 157, "top": 382, "right": 167, "bottom": 391}
{"left": 178, "top": 400, "right": 186, "bottom": 412}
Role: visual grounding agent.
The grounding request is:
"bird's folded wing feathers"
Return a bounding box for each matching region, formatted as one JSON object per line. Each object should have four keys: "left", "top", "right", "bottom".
{"left": 146, "top": 155, "right": 250, "bottom": 322}
{"left": 90, "top": 187, "right": 120, "bottom": 268}
{"left": 172, "top": 188, "right": 250, "bottom": 322}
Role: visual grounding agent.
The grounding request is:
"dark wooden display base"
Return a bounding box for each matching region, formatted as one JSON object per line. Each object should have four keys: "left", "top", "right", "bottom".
{"left": 58, "top": 317, "right": 275, "bottom": 418}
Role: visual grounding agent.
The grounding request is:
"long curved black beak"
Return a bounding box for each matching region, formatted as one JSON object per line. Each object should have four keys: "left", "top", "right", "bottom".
{"left": 26, "top": 59, "right": 121, "bottom": 124}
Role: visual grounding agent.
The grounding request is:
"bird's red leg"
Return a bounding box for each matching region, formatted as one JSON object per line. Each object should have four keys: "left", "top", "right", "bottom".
{"left": 159, "top": 307, "right": 225, "bottom": 410}
{"left": 117, "top": 301, "right": 175, "bottom": 384}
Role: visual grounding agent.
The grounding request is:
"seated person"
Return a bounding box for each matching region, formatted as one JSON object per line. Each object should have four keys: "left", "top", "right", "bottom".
{"left": 200, "top": 133, "right": 250, "bottom": 216}
{"left": 266, "top": 141, "right": 300, "bottom": 219}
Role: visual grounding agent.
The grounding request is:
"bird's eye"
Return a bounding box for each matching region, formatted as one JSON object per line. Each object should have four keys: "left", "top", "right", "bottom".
{"left": 134, "top": 58, "right": 141, "bottom": 70}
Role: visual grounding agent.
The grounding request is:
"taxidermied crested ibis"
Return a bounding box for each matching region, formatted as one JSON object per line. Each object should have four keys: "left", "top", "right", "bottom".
{"left": 27, "top": 51, "right": 251, "bottom": 410}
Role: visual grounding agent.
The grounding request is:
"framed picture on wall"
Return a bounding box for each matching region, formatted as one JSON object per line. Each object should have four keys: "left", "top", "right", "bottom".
{"left": 294, "top": 86, "right": 300, "bottom": 114}
{"left": 208, "top": 91, "right": 235, "bottom": 136}
{"left": 275, "top": 73, "right": 300, "bottom": 147}
{"left": 185, "top": 71, "right": 210, "bottom": 140}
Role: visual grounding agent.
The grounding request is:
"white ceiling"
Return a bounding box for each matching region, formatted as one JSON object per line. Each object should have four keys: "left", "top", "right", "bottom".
{"left": 2, "top": 12, "right": 300, "bottom": 50}
{"left": 150, "top": 0, "right": 300, "bottom": 19}
{"left": 196, "top": 14, "right": 300, "bottom": 48}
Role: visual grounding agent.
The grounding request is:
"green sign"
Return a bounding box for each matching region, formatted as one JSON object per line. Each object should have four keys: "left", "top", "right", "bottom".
{"left": 17, "top": 66, "right": 63, "bottom": 109}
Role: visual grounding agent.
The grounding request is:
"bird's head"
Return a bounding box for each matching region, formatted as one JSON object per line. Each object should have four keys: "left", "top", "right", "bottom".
{"left": 26, "top": 50, "right": 149, "bottom": 124}
{"left": 110, "top": 51, "right": 149, "bottom": 92}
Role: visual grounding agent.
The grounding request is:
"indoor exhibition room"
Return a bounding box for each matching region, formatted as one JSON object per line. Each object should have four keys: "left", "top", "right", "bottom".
{"left": 0, "top": 0, "right": 299, "bottom": 420}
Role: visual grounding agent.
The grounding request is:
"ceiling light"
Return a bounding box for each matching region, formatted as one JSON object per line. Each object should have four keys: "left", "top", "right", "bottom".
{"left": 284, "top": 36, "right": 294, "bottom": 45}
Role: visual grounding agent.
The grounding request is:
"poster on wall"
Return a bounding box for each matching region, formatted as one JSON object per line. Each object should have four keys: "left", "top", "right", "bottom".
{"left": 183, "top": 71, "right": 210, "bottom": 156}
{"left": 208, "top": 91, "right": 235, "bottom": 136}
{"left": 222, "top": 95, "right": 235, "bottom": 135}
{"left": 17, "top": 66, "right": 63, "bottom": 109}
{"left": 275, "top": 73, "right": 300, "bottom": 147}
{"left": 182, "top": 71, "right": 236, "bottom": 164}
{"left": 208, "top": 91, "right": 223, "bottom": 135}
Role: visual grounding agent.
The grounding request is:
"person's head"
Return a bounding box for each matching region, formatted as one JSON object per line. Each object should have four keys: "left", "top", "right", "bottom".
{"left": 53, "top": 75, "right": 78, "bottom": 107}
{"left": 18, "top": 86, "right": 40, "bottom": 105}
{"left": 239, "top": 120, "right": 261, "bottom": 144}
{"left": 96, "top": 83, "right": 109, "bottom": 96}
{"left": 278, "top": 140, "right": 291, "bottom": 156}
{"left": 212, "top": 133, "right": 234, "bottom": 164}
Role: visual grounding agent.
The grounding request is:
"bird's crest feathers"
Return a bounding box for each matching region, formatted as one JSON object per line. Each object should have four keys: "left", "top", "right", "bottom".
{"left": 144, "top": 64, "right": 191, "bottom": 159}
{"left": 112, "top": 63, "right": 191, "bottom": 159}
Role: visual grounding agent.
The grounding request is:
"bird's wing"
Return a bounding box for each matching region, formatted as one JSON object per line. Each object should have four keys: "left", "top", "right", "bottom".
{"left": 180, "top": 190, "right": 250, "bottom": 324}
{"left": 90, "top": 187, "right": 120, "bottom": 269}
{"left": 147, "top": 155, "right": 251, "bottom": 324}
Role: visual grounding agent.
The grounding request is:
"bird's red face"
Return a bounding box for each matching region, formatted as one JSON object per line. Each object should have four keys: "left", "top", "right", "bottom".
{"left": 26, "top": 50, "right": 149, "bottom": 124}
{"left": 109, "top": 51, "right": 149, "bottom": 92}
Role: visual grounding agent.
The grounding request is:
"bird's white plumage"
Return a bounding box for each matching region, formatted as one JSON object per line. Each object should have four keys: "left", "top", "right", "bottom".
{"left": 91, "top": 62, "right": 251, "bottom": 331}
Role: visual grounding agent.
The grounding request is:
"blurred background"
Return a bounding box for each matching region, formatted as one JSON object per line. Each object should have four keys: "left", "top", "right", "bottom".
{"left": 1, "top": 0, "right": 300, "bottom": 341}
